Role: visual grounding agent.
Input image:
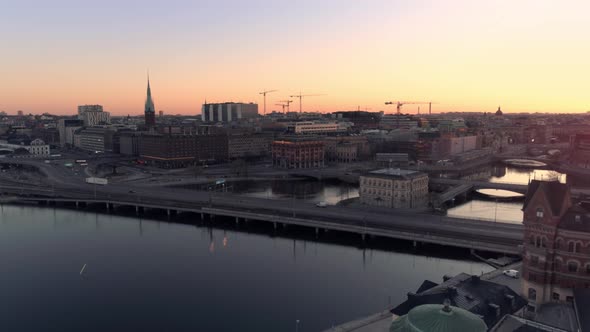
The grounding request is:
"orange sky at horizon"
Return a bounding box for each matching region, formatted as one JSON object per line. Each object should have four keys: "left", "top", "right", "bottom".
{"left": 1, "top": 0, "right": 589, "bottom": 116}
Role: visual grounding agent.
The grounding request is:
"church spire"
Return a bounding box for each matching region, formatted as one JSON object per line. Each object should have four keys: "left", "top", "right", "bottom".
{"left": 144, "top": 73, "right": 156, "bottom": 127}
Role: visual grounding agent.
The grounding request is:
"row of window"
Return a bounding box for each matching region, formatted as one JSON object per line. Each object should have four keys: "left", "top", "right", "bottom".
{"left": 529, "top": 236, "right": 587, "bottom": 253}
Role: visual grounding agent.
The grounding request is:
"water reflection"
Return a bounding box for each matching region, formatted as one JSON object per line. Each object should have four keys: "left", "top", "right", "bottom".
{"left": 0, "top": 205, "right": 493, "bottom": 332}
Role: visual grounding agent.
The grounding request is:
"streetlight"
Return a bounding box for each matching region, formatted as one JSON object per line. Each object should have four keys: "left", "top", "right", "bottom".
{"left": 295, "top": 320, "right": 300, "bottom": 332}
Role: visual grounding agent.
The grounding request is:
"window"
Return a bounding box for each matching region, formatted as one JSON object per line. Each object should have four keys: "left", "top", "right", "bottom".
{"left": 531, "top": 256, "right": 539, "bottom": 266}
{"left": 568, "top": 242, "right": 575, "bottom": 253}
{"left": 536, "top": 207, "right": 544, "bottom": 218}
{"left": 587, "top": 264, "right": 590, "bottom": 274}
{"left": 555, "top": 260, "right": 561, "bottom": 271}
{"left": 568, "top": 262, "right": 578, "bottom": 273}
{"left": 556, "top": 239, "right": 562, "bottom": 250}
{"left": 528, "top": 288, "right": 537, "bottom": 301}
{"left": 552, "top": 292, "right": 560, "bottom": 301}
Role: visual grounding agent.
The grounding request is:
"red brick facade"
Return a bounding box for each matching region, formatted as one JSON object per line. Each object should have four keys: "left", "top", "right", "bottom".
{"left": 522, "top": 180, "right": 590, "bottom": 307}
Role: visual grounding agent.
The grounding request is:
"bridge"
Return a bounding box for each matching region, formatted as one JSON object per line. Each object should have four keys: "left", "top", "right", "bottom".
{"left": 430, "top": 178, "right": 529, "bottom": 194}
{"left": 0, "top": 182, "right": 524, "bottom": 255}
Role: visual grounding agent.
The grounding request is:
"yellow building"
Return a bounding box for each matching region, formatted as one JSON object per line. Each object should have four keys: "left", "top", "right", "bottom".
{"left": 360, "top": 169, "right": 429, "bottom": 209}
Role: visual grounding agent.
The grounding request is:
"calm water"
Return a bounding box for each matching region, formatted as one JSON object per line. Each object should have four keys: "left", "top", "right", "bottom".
{"left": 0, "top": 205, "right": 491, "bottom": 332}
{"left": 446, "top": 164, "right": 567, "bottom": 224}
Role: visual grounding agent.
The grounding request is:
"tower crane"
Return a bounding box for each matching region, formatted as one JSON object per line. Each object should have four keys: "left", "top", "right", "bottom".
{"left": 384, "top": 101, "right": 437, "bottom": 127}
{"left": 290, "top": 92, "right": 325, "bottom": 114}
{"left": 276, "top": 103, "right": 288, "bottom": 114}
{"left": 277, "top": 100, "right": 294, "bottom": 113}
{"left": 259, "top": 89, "right": 277, "bottom": 115}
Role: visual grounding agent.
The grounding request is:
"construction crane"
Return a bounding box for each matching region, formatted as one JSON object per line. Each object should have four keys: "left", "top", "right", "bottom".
{"left": 276, "top": 103, "right": 288, "bottom": 114}
{"left": 277, "top": 100, "right": 294, "bottom": 113}
{"left": 259, "top": 89, "right": 277, "bottom": 115}
{"left": 290, "top": 92, "right": 325, "bottom": 114}
{"left": 384, "top": 101, "right": 436, "bottom": 127}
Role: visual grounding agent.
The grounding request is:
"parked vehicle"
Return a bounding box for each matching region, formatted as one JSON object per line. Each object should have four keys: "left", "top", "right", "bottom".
{"left": 502, "top": 269, "right": 519, "bottom": 278}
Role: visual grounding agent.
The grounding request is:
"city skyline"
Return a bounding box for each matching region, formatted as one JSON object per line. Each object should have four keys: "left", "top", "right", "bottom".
{"left": 2, "top": 0, "right": 590, "bottom": 115}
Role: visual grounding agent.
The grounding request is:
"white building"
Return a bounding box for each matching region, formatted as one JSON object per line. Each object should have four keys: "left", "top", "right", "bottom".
{"left": 82, "top": 111, "right": 111, "bottom": 126}
{"left": 0, "top": 138, "right": 50, "bottom": 157}
{"left": 360, "top": 169, "right": 429, "bottom": 209}
{"left": 201, "top": 102, "right": 258, "bottom": 122}
{"left": 288, "top": 120, "right": 351, "bottom": 135}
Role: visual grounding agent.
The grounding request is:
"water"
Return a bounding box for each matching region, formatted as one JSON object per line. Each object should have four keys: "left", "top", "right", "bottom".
{"left": 446, "top": 164, "right": 567, "bottom": 224}
{"left": 0, "top": 205, "right": 492, "bottom": 332}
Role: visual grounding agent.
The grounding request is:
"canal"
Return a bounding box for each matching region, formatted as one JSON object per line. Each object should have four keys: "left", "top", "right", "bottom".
{"left": 0, "top": 205, "right": 492, "bottom": 332}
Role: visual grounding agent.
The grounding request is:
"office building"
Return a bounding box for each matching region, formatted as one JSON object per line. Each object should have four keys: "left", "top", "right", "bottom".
{"left": 78, "top": 105, "right": 103, "bottom": 117}
{"left": 75, "top": 127, "right": 117, "bottom": 152}
{"left": 228, "top": 133, "right": 272, "bottom": 160}
{"left": 360, "top": 169, "right": 429, "bottom": 209}
{"left": 287, "top": 120, "right": 350, "bottom": 135}
{"left": 57, "top": 119, "right": 84, "bottom": 147}
{"left": 201, "top": 102, "right": 258, "bottom": 122}
{"left": 139, "top": 126, "right": 228, "bottom": 168}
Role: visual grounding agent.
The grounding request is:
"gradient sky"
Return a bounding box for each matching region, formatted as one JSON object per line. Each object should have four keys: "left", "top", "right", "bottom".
{"left": 1, "top": 0, "right": 589, "bottom": 116}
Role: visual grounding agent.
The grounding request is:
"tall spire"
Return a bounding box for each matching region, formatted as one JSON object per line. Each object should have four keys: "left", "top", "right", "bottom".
{"left": 144, "top": 72, "right": 156, "bottom": 127}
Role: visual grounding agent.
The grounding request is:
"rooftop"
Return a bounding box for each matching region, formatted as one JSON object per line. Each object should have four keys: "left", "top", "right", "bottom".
{"left": 365, "top": 168, "right": 427, "bottom": 180}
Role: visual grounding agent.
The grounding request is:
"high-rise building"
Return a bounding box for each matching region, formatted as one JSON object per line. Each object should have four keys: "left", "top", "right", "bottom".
{"left": 201, "top": 102, "right": 258, "bottom": 122}
{"left": 144, "top": 77, "right": 156, "bottom": 127}
{"left": 78, "top": 105, "right": 103, "bottom": 117}
{"left": 57, "top": 119, "right": 83, "bottom": 147}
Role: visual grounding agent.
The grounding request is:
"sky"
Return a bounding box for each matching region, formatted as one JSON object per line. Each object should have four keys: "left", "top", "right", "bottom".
{"left": 1, "top": 0, "right": 589, "bottom": 116}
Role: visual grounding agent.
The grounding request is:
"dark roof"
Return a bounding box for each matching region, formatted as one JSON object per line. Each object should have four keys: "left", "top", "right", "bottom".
{"left": 574, "top": 289, "right": 590, "bottom": 332}
{"left": 523, "top": 180, "right": 569, "bottom": 216}
{"left": 391, "top": 273, "right": 527, "bottom": 328}
{"left": 559, "top": 204, "right": 590, "bottom": 233}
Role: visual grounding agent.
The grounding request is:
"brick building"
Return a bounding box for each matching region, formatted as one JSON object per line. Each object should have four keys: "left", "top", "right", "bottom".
{"left": 271, "top": 137, "right": 324, "bottom": 169}
{"left": 569, "top": 133, "right": 590, "bottom": 169}
{"left": 522, "top": 180, "right": 590, "bottom": 310}
{"left": 228, "top": 133, "right": 273, "bottom": 160}
{"left": 139, "top": 126, "right": 227, "bottom": 168}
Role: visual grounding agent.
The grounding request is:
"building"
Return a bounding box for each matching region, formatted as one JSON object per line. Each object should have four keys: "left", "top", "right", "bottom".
{"left": 375, "top": 153, "right": 409, "bottom": 168}
{"left": 201, "top": 102, "right": 258, "bottom": 123}
{"left": 144, "top": 77, "right": 156, "bottom": 127}
{"left": 287, "top": 120, "right": 350, "bottom": 135}
{"left": 81, "top": 110, "right": 110, "bottom": 127}
{"left": 139, "top": 126, "right": 228, "bottom": 168}
{"left": 78, "top": 104, "right": 103, "bottom": 117}
{"left": 522, "top": 180, "right": 590, "bottom": 311}
{"left": 360, "top": 169, "right": 428, "bottom": 209}
{"left": 119, "top": 132, "right": 140, "bottom": 156}
{"left": 75, "top": 127, "right": 117, "bottom": 152}
{"left": 391, "top": 273, "right": 526, "bottom": 329}
{"left": 332, "top": 111, "right": 381, "bottom": 130}
{"left": 391, "top": 303, "right": 487, "bottom": 332}
{"left": 0, "top": 138, "right": 50, "bottom": 157}
{"left": 228, "top": 133, "right": 272, "bottom": 160}
{"left": 57, "top": 119, "right": 83, "bottom": 147}
{"left": 439, "top": 135, "right": 477, "bottom": 158}
{"left": 324, "top": 135, "right": 370, "bottom": 163}
{"left": 569, "top": 133, "right": 590, "bottom": 169}
{"left": 271, "top": 137, "right": 325, "bottom": 169}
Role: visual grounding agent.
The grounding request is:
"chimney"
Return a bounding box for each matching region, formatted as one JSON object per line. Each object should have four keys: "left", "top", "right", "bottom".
{"left": 488, "top": 303, "right": 500, "bottom": 318}
{"left": 505, "top": 294, "right": 515, "bottom": 308}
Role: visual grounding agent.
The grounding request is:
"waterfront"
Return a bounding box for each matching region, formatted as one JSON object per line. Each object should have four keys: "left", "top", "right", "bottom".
{"left": 0, "top": 205, "right": 492, "bottom": 332}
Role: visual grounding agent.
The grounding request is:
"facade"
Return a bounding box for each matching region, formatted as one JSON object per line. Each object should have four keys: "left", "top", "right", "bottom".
{"left": 77, "top": 104, "right": 103, "bottom": 117}
{"left": 360, "top": 169, "right": 428, "bottom": 209}
{"left": 144, "top": 78, "right": 156, "bottom": 127}
{"left": 76, "top": 127, "right": 116, "bottom": 152}
{"left": 439, "top": 135, "right": 477, "bottom": 158}
{"left": 139, "top": 126, "right": 228, "bottom": 168}
{"left": 57, "top": 119, "right": 83, "bottom": 147}
{"left": 228, "top": 133, "right": 272, "bottom": 160}
{"left": 375, "top": 153, "right": 409, "bottom": 168}
{"left": 287, "top": 120, "right": 350, "bottom": 135}
{"left": 271, "top": 137, "right": 325, "bottom": 169}
{"left": 324, "top": 136, "right": 369, "bottom": 163}
{"left": 119, "top": 132, "right": 140, "bottom": 156}
{"left": 569, "top": 133, "right": 590, "bottom": 169}
{"left": 0, "top": 138, "right": 50, "bottom": 157}
{"left": 81, "top": 110, "right": 110, "bottom": 127}
{"left": 201, "top": 102, "right": 258, "bottom": 123}
{"left": 522, "top": 180, "right": 590, "bottom": 311}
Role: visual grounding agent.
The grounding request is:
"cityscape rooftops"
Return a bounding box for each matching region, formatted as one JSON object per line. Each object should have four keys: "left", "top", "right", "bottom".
{"left": 366, "top": 168, "right": 425, "bottom": 180}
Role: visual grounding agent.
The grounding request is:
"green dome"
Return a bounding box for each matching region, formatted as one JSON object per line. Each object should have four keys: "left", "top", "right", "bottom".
{"left": 390, "top": 304, "right": 487, "bottom": 332}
